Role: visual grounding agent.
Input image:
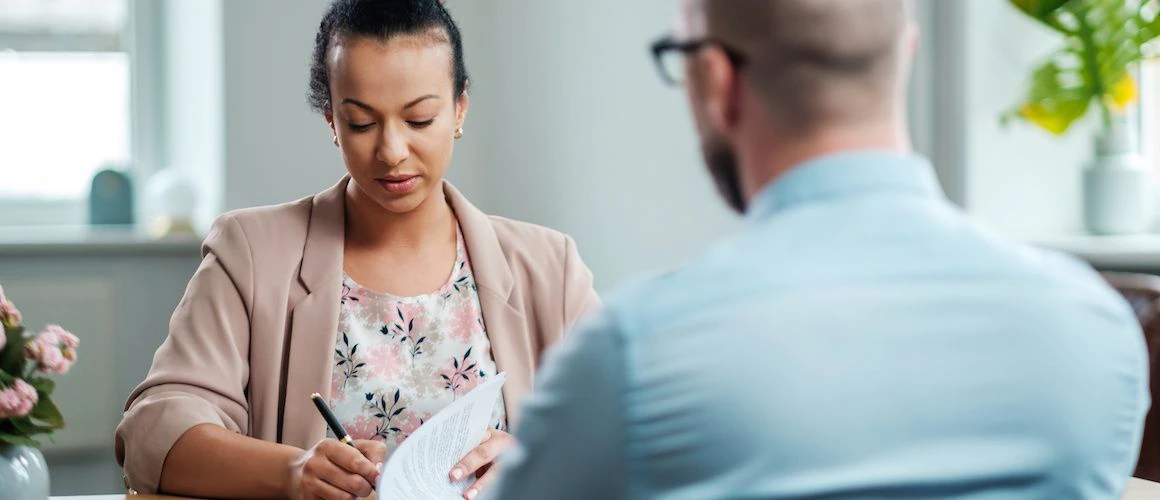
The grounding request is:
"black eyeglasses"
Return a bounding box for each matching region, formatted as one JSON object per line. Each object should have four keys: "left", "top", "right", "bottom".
{"left": 650, "top": 34, "right": 748, "bottom": 86}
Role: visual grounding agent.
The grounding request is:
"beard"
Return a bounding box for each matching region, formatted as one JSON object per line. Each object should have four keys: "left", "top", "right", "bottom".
{"left": 701, "top": 135, "right": 746, "bottom": 214}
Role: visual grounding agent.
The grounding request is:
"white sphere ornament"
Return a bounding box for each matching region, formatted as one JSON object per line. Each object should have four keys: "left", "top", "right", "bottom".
{"left": 145, "top": 169, "right": 199, "bottom": 239}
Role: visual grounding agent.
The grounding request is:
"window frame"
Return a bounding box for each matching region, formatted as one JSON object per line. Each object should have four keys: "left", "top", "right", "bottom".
{"left": 1141, "top": 45, "right": 1159, "bottom": 177}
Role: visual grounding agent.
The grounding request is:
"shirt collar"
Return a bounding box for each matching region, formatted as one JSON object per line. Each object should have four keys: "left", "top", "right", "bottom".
{"left": 745, "top": 150, "right": 943, "bottom": 222}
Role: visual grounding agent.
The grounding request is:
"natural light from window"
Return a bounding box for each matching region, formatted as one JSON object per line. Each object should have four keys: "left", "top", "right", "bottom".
{"left": 0, "top": 0, "right": 129, "bottom": 201}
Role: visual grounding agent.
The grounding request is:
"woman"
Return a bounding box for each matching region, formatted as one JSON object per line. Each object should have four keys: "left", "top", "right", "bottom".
{"left": 114, "top": 1, "right": 599, "bottom": 498}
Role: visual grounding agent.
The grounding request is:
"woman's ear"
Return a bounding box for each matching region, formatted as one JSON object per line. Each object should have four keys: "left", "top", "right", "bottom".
{"left": 455, "top": 90, "right": 470, "bottom": 130}
{"left": 325, "top": 108, "right": 337, "bottom": 136}
{"left": 325, "top": 108, "right": 339, "bottom": 146}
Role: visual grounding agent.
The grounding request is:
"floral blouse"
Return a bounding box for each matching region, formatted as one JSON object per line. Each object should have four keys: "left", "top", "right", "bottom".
{"left": 329, "top": 226, "right": 506, "bottom": 451}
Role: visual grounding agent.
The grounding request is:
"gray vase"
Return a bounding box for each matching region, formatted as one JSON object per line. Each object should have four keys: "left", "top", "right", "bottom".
{"left": 0, "top": 444, "right": 50, "bottom": 500}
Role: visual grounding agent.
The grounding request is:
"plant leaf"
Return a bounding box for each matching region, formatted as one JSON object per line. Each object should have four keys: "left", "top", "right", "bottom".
{"left": 30, "top": 396, "right": 64, "bottom": 428}
{"left": 0, "top": 326, "right": 28, "bottom": 375}
{"left": 0, "top": 432, "right": 41, "bottom": 447}
{"left": 1010, "top": 0, "right": 1070, "bottom": 20}
{"left": 1005, "top": 0, "right": 1149, "bottom": 134}
{"left": 10, "top": 417, "right": 53, "bottom": 436}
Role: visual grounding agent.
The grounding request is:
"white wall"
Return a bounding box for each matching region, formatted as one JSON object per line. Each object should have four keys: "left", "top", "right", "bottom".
{"left": 219, "top": 0, "right": 347, "bottom": 213}
{"left": 448, "top": 0, "right": 739, "bottom": 290}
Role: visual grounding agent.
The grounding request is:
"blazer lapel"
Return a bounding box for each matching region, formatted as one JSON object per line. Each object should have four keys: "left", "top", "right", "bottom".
{"left": 281, "top": 178, "right": 348, "bottom": 448}
{"left": 445, "top": 183, "right": 533, "bottom": 426}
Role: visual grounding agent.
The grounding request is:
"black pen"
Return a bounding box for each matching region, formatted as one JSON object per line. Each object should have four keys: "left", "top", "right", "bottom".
{"left": 310, "top": 393, "right": 357, "bottom": 449}
{"left": 311, "top": 393, "right": 378, "bottom": 493}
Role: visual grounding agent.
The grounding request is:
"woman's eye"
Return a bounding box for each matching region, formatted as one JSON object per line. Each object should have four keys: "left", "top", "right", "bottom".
{"left": 408, "top": 119, "right": 435, "bottom": 129}
{"left": 348, "top": 122, "right": 373, "bottom": 132}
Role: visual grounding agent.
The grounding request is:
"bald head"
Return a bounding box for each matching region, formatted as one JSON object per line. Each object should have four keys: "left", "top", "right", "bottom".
{"left": 687, "top": 0, "right": 915, "bottom": 131}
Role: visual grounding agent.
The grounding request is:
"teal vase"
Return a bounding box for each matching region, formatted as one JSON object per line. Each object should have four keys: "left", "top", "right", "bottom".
{"left": 0, "top": 444, "right": 49, "bottom": 500}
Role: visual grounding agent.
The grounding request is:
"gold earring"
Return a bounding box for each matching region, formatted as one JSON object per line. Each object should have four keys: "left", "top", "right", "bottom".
{"left": 333, "top": 135, "right": 339, "bottom": 147}
{"left": 454, "top": 127, "right": 464, "bottom": 139}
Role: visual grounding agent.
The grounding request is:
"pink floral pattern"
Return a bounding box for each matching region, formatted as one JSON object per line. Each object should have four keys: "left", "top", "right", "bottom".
{"left": 329, "top": 226, "right": 506, "bottom": 451}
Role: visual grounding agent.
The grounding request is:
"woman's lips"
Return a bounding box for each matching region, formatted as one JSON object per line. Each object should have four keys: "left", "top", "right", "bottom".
{"left": 376, "top": 175, "right": 420, "bottom": 194}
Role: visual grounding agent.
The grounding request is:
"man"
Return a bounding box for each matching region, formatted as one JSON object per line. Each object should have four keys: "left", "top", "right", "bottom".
{"left": 486, "top": 0, "right": 1149, "bottom": 498}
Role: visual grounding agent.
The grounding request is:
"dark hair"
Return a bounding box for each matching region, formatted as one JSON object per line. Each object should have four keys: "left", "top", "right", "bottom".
{"left": 308, "top": 0, "right": 469, "bottom": 113}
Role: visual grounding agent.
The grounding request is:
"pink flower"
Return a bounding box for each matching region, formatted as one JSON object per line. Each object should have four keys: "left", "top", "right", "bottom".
{"left": 0, "top": 379, "right": 39, "bottom": 418}
{"left": 0, "top": 284, "right": 20, "bottom": 329}
{"left": 0, "top": 301, "right": 20, "bottom": 329}
{"left": 25, "top": 325, "right": 78, "bottom": 374}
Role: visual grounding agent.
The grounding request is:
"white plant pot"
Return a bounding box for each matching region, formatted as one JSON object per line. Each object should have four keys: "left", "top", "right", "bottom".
{"left": 1083, "top": 119, "right": 1154, "bottom": 235}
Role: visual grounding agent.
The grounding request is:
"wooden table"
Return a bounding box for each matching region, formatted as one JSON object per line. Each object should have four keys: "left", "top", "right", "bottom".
{"left": 50, "top": 477, "right": 1160, "bottom": 499}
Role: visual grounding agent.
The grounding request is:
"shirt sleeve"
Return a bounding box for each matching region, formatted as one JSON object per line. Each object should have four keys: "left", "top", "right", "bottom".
{"left": 485, "top": 309, "right": 632, "bottom": 500}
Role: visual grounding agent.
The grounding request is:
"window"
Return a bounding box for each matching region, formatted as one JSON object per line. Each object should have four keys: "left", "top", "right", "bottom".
{"left": 1144, "top": 41, "right": 1160, "bottom": 175}
{"left": 0, "top": 0, "right": 131, "bottom": 224}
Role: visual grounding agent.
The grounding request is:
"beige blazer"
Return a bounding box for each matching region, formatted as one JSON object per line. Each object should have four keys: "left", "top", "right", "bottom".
{"left": 114, "top": 178, "right": 600, "bottom": 494}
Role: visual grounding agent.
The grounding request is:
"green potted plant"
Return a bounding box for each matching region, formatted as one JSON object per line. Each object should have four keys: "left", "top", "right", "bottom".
{"left": 0, "top": 285, "right": 78, "bottom": 500}
{"left": 1003, "top": 0, "right": 1160, "bottom": 235}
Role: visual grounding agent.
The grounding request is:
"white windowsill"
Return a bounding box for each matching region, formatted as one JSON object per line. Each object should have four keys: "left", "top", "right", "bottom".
{"left": 0, "top": 225, "right": 201, "bottom": 256}
{"left": 1030, "top": 234, "right": 1160, "bottom": 269}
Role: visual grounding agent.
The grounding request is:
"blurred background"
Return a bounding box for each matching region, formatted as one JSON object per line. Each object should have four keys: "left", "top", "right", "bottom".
{"left": 0, "top": 0, "right": 1157, "bottom": 494}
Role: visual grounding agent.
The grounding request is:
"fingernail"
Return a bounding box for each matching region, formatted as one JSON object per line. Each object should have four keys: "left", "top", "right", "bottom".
{"left": 375, "top": 462, "right": 383, "bottom": 469}
{"left": 466, "top": 488, "right": 478, "bottom": 499}
{"left": 451, "top": 468, "right": 463, "bottom": 480}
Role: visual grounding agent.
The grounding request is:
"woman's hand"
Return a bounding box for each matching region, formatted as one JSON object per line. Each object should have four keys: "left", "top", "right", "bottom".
{"left": 287, "top": 439, "right": 387, "bottom": 500}
{"left": 449, "top": 429, "right": 517, "bottom": 499}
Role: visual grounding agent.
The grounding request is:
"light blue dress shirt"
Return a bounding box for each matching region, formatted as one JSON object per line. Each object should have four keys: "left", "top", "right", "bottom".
{"left": 487, "top": 151, "right": 1150, "bottom": 500}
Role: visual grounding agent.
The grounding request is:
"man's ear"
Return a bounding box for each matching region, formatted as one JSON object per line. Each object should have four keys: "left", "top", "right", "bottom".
{"left": 697, "top": 47, "right": 741, "bottom": 137}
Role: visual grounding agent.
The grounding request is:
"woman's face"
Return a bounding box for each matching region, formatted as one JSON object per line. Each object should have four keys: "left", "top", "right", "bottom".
{"left": 326, "top": 33, "right": 467, "bottom": 215}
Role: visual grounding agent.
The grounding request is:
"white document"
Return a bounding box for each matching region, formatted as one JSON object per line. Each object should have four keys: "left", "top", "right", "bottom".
{"left": 377, "top": 372, "right": 507, "bottom": 499}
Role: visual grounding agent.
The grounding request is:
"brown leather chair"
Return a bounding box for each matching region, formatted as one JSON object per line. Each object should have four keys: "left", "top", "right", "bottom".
{"left": 1102, "top": 271, "right": 1160, "bottom": 482}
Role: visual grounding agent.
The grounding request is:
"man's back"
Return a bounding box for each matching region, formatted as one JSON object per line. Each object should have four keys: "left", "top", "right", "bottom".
{"left": 489, "top": 152, "right": 1149, "bottom": 499}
